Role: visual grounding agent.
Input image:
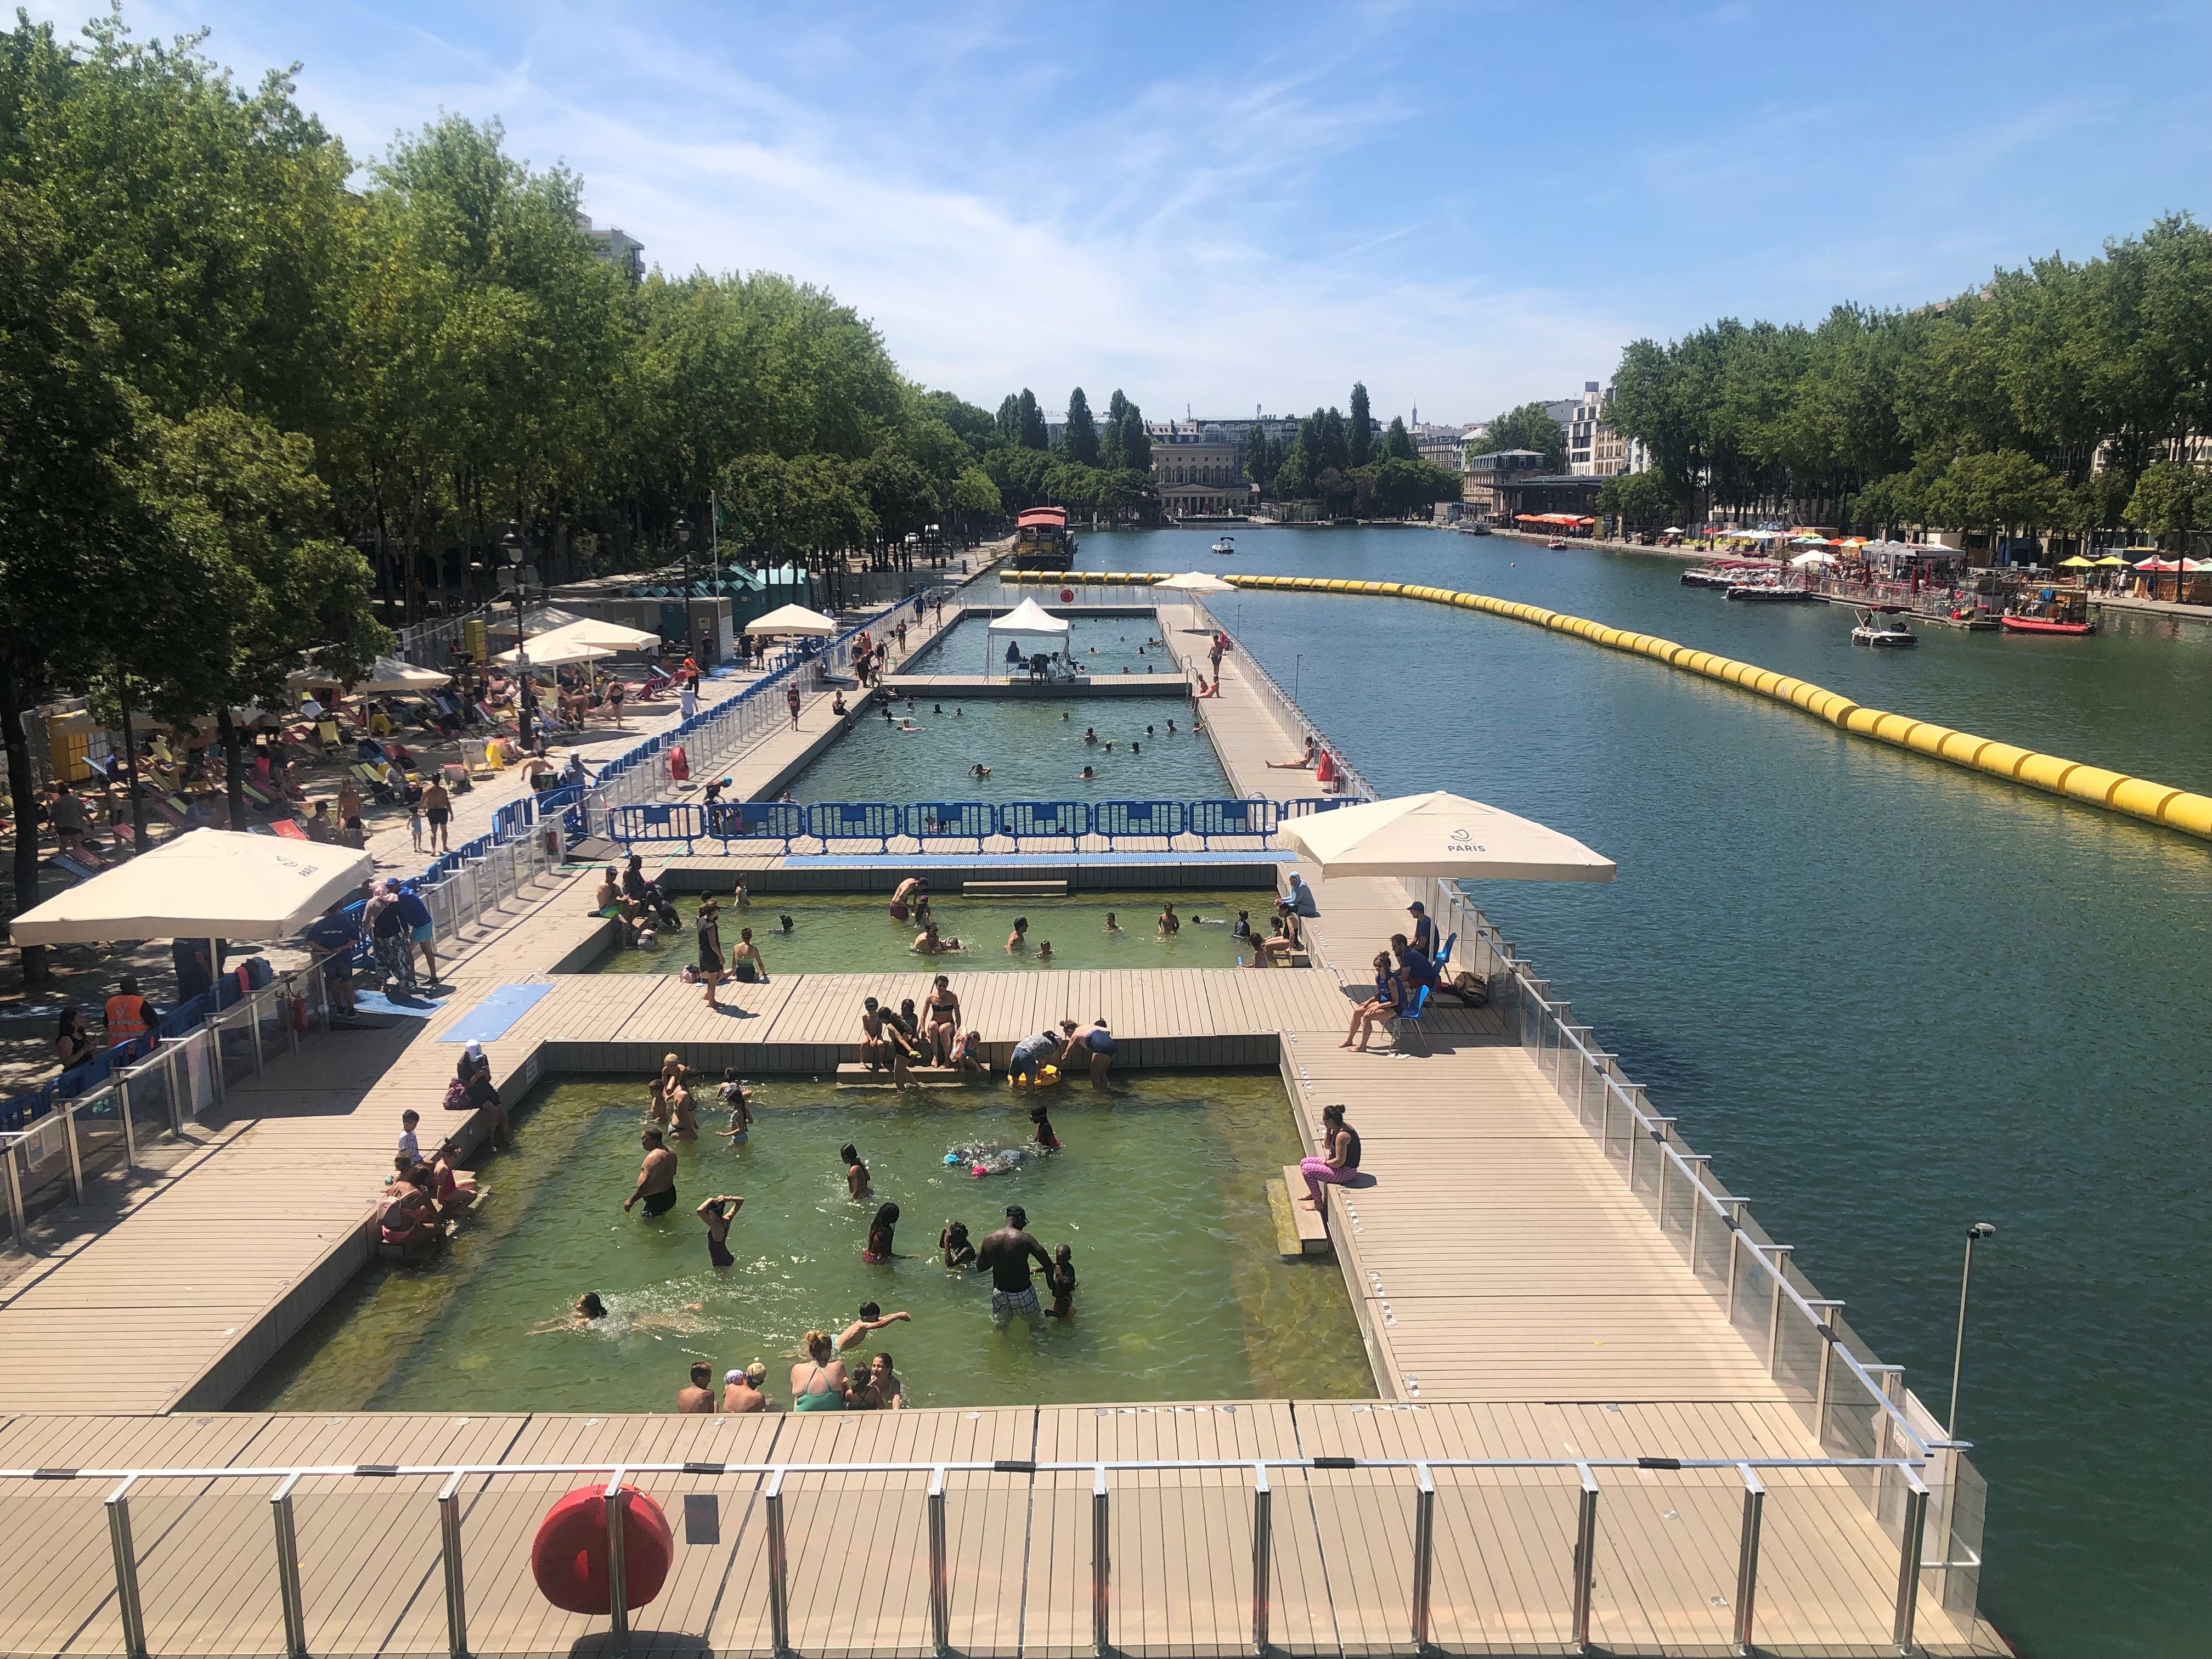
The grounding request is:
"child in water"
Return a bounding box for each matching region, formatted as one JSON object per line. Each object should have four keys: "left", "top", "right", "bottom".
{"left": 1030, "top": 1102, "right": 1061, "bottom": 1152}
{"left": 940, "top": 1220, "right": 977, "bottom": 1268}
{"left": 718, "top": 1069, "right": 753, "bottom": 1142}
{"left": 1046, "top": 1245, "right": 1077, "bottom": 1319}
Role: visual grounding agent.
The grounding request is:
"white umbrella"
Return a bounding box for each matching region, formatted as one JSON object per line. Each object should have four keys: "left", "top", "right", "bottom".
{"left": 1280, "top": 791, "right": 1615, "bottom": 883}
{"left": 985, "top": 596, "right": 1071, "bottom": 636}
{"left": 1789, "top": 550, "right": 1838, "bottom": 567}
{"left": 353, "top": 656, "right": 454, "bottom": 693}
{"left": 530, "top": 618, "right": 661, "bottom": 654}
{"left": 1152, "top": 570, "right": 1237, "bottom": 594}
{"left": 8, "top": 829, "right": 373, "bottom": 946}
{"left": 747, "top": 603, "right": 839, "bottom": 638}
{"left": 492, "top": 640, "right": 616, "bottom": 668}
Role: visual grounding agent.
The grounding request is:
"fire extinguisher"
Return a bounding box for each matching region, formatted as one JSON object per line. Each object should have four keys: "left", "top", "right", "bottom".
{"left": 290, "top": 983, "right": 309, "bottom": 1034}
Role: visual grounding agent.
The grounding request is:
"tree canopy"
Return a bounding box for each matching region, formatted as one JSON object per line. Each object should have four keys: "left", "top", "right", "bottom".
{"left": 1471, "top": 402, "right": 1567, "bottom": 472}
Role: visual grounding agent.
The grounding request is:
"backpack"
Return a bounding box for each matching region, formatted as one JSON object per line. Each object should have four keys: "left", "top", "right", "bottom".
{"left": 442, "top": 1076, "right": 470, "bottom": 1111}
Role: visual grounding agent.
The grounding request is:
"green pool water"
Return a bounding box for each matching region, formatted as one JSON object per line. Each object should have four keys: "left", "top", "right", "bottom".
{"left": 240, "top": 1074, "right": 1373, "bottom": 1413}
{"left": 791, "top": 694, "right": 1230, "bottom": 803}
{"left": 588, "top": 890, "right": 1277, "bottom": 974}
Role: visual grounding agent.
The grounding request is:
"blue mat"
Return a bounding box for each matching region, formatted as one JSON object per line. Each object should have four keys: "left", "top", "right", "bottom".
{"left": 437, "top": 982, "right": 555, "bottom": 1044}
{"left": 353, "top": 988, "right": 447, "bottom": 1020}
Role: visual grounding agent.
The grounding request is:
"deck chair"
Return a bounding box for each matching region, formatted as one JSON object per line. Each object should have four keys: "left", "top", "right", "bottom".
{"left": 1390, "top": 984, "right": 1432, "bottom": 1054}
{"left": 268, "top": 818, "right": 310, "bottom": 841}
{"left": 314, "top": 719, "right": 343, "bottom": 755}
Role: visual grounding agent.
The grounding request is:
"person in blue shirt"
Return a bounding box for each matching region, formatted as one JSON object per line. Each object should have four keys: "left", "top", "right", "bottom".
{"left": 170, "top": 936, "right": 225, "bottom": 1004}
{"left": 1392, "top": 932, "right": 1439, "bottom": 1001}
{"left": 303, "top": 903, "right": 359, "bottom": 1020}
{"left": 392, "top": 883, "right": 440, "bottom": 989}
{"left": 1281, "top": 873, "right": 1319, "bottom": 917}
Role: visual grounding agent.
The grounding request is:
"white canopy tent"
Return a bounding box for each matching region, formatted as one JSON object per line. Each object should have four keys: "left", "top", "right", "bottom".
{"left": 986, "top": 595, "right": 1075, "bottom": 677}
{"left": 1280, "top": 791, "right": 1616, "bottom": 883}
{"left": 747, "top": 603, "right": 839, "bottom": 638}
{"left": 492, "top": 639, "right": 616, "bottom": 669}
{"left": 8, "top": 829, "right": 373, "bottom": 947}
{"left": 531, "top": 617, "right": 662, "bottom": 654}
{"left": 1152, "top": 571, "right": 1238, "bottom": 594}
{"left": 1789, "top": 550, "right": 1839, "bottom": 568}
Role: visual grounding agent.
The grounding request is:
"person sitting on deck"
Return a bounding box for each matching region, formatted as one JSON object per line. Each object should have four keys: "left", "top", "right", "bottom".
{"left": 1245, "top": 912, "right": 1301, "bottom": 968}
{"left": 1298, "top": 1104, "right": 1362, "bottom": 1211}
{"left": 1282, "top": 873, "right": 1320, "bottom": 917}
{"left": 1267, "top": 736, "right": 1319, "bottom": 770}
{"left": 951, "top": 1030, "right": 991, "bottom": 1077}
{"left": 1392, "top": 932, "right": 1440, "bottom": 1002}
{"left": 1341, "top": 953, "right": 1406, "bottom": 1050}
{"left": 676, "top": 1361, "right": 715, "bottom": 1414}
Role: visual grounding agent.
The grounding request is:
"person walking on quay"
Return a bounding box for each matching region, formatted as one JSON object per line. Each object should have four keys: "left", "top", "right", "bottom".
{"left": 786, "top": 683, "right": 802, "bottom": 724}
{"left": 421, "top": 777, "right": 452, "bottom": 853}
{"left": 695, "top": 896, "right": 727, "bottom": 1010}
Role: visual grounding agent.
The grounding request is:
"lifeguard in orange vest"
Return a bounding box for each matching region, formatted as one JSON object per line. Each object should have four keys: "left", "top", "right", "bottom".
{"left": 103, "top": 975, "right": 155, "bottom": 1046}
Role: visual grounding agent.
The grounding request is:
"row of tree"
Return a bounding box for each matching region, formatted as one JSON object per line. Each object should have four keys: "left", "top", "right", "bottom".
{"left": 1243, "top": 384, "right": 1464, "bottom": 517}
{"left": 1605, "top": 215, "right": 2212, "bottom": 546}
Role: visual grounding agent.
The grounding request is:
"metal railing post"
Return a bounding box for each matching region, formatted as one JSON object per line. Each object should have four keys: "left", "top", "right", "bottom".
{"left": 603, "top": 1470, "right": 630, "bottom": 1649}
{"left": 1894, "top": 1470, "right": 1929, "bottom": 1651}
{"left": 1091, "top": 1464, "right": 1110, "bottom": 1657}
{"left": 764, "top": 1468, "right": 791, "bottom": 1657}
{"left": 2, "top": 1143, "right": 26, "bottom": 1251}
{"left": 1410, "top": 1463, "right": 1435, "bottom": 1651}
{"left": 1720, "top": 1199, "right": 1750, "bottom": 1318}
{"left": 115, "top": 1084, "right": 139, "bottom": 1171}
{"left": 927, "top": 1466, "right": 950, "bottom": 1656}
{"left": 1571, "top": 1464, "right": 1599, "bottom": 1652}
{"left": 1808, "top": 1300, "right": 1844, "bottom": 1440}
{"left": 1764, "top": 1245, "right": 1795, "bottom": 1369}
{"left": 64, "top": 1102, "right": 85, "bottom": 1201}
{"left": 1250, "top": 1461, "right": 1271, "bottom": 1655}
{"left": 272, "top": 1472, "right": 307, "bottom": 1658}
{"left": 1733, "top": 1465, "right": 1764, "bottom": 1655}
{"left": 107, "top": 1477, "right": 148, "bottom": 1659}
{"left": 438, "top": 1473, "right": 470, "bottom": 1658}
{"left": 249, "top": 1002, "right": 265, "bottom": 1077}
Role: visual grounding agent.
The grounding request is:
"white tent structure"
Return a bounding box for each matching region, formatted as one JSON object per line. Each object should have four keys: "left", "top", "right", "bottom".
{"left": 1281, "top": 791, "right": 1616, "bottom": 883}
{"left": 1788, "top": 550, "right": 1839, "bottom": 568}
{"left": 8, "top": 830, "right": 373, "bottom": 947}
{"left": 747, "top": 603, "right": 839, "bottom": 638}
{"left": 492, "top": 639, "right": 616, "bottom": 668}
{"left": 354, "top": 656, "right": 455, "bottom": 693}
{"left": 1152, "top": 571, "right": 1237, "bottom": 594}
{"left": 986, "top": 596, "right": 1076, "bottom": 678}
{"left": 532, "top": 617, "right": 661, "bottom": 654}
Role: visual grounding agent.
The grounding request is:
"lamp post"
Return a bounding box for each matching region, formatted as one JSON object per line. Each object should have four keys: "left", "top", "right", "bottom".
{"left": 499, "top": 521, "right": 541, "bottom": 753}
{"left": 676, "top": 513, "right": 693, "bottom": 591}
{"left": 1946, "top": 1222, "right": 1996, "bottom": 1440}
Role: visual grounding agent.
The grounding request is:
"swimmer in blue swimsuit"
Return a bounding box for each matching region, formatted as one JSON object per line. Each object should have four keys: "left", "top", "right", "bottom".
{"left": 698, "top": 1194, "right": 743, "bottom": 1268}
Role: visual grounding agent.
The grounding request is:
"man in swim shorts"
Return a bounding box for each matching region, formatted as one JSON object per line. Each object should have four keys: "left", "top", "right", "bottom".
{"left": 624, "top": 1128, "right": 679, "bottom": 1217}
{"left": 1060, "top": 1017, "right": 1114, "bottom": 1085}
{"left": 1008, "top": 1028, "right": 1061, "bottom": 1084}
{"left": 978, "top": 1205, "right": 1053, "bottom": 1323}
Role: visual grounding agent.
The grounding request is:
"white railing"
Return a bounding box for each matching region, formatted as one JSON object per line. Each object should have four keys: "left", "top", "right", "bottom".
{"left": 1410, "top": 874, "right": 1987, "bottom": 1627}
{"left": 1181, "top": 597, "right": 1378, "bottom": 800}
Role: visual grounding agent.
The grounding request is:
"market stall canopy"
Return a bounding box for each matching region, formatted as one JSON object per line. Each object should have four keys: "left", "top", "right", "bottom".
{"left": 986, "top": 597, "right": 1071, "bottom": 636}
{"left": 747, "top": 603, "right": 839, "bottom": 637}
{"left": 1281, "top": 791, "right": 1615, "bottom": 883}
{"left": 8, "top": 829, "right": 373, "bottom": 947}
{"left": 2131, "top": 555, "right": 2183, "bottom": 572}
{"left": 1152, "top": 571, "right": 1238, "bottom": 594}
{"left": 2094, "top": 555, "right": 2129, "bottom": 567}
{"left": 493, "top": 639, "right": 614, "bottom": 668}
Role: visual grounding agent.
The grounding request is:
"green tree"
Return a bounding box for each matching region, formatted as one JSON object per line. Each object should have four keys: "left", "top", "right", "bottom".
{"left": 1243, "top": 424, "right": 1282, "bottom": 494}
{"left": 1060, "top": 386, "right": 1099, "bottom": 465}
{"left": 1925, "top": 449, "right": 2067, "bottom": 554}
{"left": 2126, "top": 457, "right": 2211, "bottom": 554}
{"left": 1016, "top": 388, "right": 1048, "bottom": 450}
{"left": 1474, "top": 402, "right": 1567, "bottom": 471}
{"left": 1595, "top": 469, "right": 1680, "bottom": 531}
{"left": 1348, "top": 382, "right": 1372, "bottom": 467}
{"left": 1383, "top": 416, "right": 1415, "bottom": 461}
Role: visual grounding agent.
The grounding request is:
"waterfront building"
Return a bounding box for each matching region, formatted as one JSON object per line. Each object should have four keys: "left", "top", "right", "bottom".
{"left": 1558, "top": 381, "right": 1633, "bottom": 476}
{"left": 1462, "top": 446, "right": 1548, "bottom": 516}
{"left": 1152, "top": 428, "right": 1258, "bottom": 517}
{"left": 576, "top": 213, "right": 644, "bottom": 282}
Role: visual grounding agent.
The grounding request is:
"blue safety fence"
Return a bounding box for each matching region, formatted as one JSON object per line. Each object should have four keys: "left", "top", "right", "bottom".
{"left": 1094, "top": 799, "right": 1184, "bottom": 848}
{"left": 706, "top": 802, "right": 810, "bottom": 845}
{"left": 1000, "top": 800, "right": 1088, "bottom": 843}
{"left": 1188, "top": 798, "right": 1281, "bottom": 840}
{"left": 809, "top": 802, "right": 902, "bottom": 851}
{"left": 911, "top": 802, "right": 996, "bottom": 847}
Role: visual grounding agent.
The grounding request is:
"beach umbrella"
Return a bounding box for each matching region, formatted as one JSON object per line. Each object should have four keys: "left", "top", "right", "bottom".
{"left": 1152, "top": 571, "right": 1237, "bottom": 594}
{"left": 8, "top": 828, "right": 372, "bottom": 946}
{"left": 1662, "top": 527, "right": 1684, "bottom": 534}
{"left": 2094, "top": 555, "right": 2128, "bottom": 567}
{"left": 539, "top": 617, "right": 661, "bottom": 652}
{"left": 1280, "top": 791, "right": 1615, "bottom": 883}
{"left": 747, "top": 602, "right": 838, "bottom": 637}
{"left": 493, "top": 639, "right": 615, "bottom": 668}
{"left": 2058, "top": 555, "right": 2096, "bottom": 569}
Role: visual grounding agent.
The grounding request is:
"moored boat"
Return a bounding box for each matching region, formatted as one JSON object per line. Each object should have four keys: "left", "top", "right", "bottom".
{"left": 1851, "top": 608, "right": 1917, "bottom": 647}
{"left": 1210, "top": 535, "right": 1235, "bottom": 555}
{"left": 2001, "top": 591, "right": 2095, "bottom": 635}
{"left": 2000, "top": 613, "right": 2094, "bottom": 635}
{"left": 1726, "top": 582, "right": 1819, "bottom": 602}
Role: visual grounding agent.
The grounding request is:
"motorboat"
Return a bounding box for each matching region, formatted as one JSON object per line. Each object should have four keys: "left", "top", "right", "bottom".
{"left": 1850, "top": 608, "right": 1917, "bottom": 647}
{"left": 2000, "top": 613, "right": 2094, "bottom": 635}
{"left": 1546, "top": 538, "right": 1569, "bottom": 550}
{"left": 2001, "top": 590, "right": 2095, "bottom": 635}
{"left": 1725, "top": 581, "right": 1818, "bottom": 602}
{"left": 1681, "top": 566, "right": 1736, "bottom": 589}
{"left": 1209, "top": 535, "right": 1235, "bottom": 556}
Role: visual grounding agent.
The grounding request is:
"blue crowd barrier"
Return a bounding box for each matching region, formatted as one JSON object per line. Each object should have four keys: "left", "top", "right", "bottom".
{"left": 1095, "top": 799, "right": 1184, "bottom": 848}
{"left": 809, "top": 802, "right": 901, "bottom": 851}
{"left": 1188, "top": 798, "right": 1280, "bottom": 845}
{"left": 706, "top": 802, "right": 809, "bottom": 849}
{"left": 1002, "top": 800, "right": 1090, "bottom": 841}
{"left": 910, "top": 802, "right": 996, "bottom": 844}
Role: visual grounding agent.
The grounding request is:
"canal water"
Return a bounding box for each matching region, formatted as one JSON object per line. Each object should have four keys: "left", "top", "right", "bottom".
{"left": 241, "top": 1074, "right": 1372, "bottom": 1414}
{"left": 588, "top": 892, "right": 1271, "bottom": 975}
{"left": 1030, "top": 526, "right": 2212, "bottom": 1659}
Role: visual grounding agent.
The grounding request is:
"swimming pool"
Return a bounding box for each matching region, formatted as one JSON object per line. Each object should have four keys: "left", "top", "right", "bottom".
{"left": 588, "top": 890, "right": 1275, "bottom": 974}
{"left": 908, "top": 613, "right": 1186, "bottom": 681}
{"left": 791, "top": 695, "right": 1232, "bottom": 804}
{"left": 239, "top": 1074, "right": 1372, "bottom": 1413}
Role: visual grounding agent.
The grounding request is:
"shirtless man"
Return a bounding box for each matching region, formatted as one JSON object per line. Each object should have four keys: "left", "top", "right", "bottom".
{"left": 1060, "top": 1017, "right": 1115, "bottom": 1086}
{"left": 977, "top": 1205, "right": 1054, "bottom": 1324}
{"left": 624, "top": 1128, "right": 678, "bottom": 1217}
{"left": 837, "top": 1300, "right": 912, "bottom": 1352}
{"left": 722, "top": 1363, "right": 772, "bottom": 1413}
{"left": 676, "top": 1361, "right": 715, "bottom": 1414}
{"left": 859, "top": 997, "right": 908, "bottom": 1080}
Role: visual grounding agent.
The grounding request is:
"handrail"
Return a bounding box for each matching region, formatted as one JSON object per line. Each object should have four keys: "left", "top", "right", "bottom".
{"left": 1181, "top": 596, "right": 1379, "bottom": 800}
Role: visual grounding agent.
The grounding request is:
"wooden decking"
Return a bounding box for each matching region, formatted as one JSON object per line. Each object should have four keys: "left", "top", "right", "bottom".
{"left": 0, "top": 586, "right": 1999, "bottom": 1654}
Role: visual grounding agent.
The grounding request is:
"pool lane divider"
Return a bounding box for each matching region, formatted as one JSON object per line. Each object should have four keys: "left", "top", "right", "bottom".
{"left": 1005, "top": 569, "right": 2212, "bottom": 844}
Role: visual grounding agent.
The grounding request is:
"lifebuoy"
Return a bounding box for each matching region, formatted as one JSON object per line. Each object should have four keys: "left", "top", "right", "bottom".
{"left": 529, "top": 1483, "right": 674, "bottom": 1613}
{"left": 1059, "top": 588, "right": 1075, "bottom": 603}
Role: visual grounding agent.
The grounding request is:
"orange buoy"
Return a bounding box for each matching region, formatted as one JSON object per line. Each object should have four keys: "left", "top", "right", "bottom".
{"left": 529, "top": 1483, "right": 674, "bottom": 1614}
{"left": 1060, "top": 588, "right": 1075, "bottom": 603}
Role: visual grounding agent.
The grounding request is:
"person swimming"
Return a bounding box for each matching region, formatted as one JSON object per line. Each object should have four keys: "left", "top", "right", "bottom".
{"left": 1029, "top": 1102, "right": 1061, "bottom": 1152}
{"left": 969, "top": 762, "right": 991, "bottom": 778}
{"left": 1104, "top": 912, "right": 1120, "bottom": 932}
{"left": 862, "top": 1201, "right": 900, "bottom": 1263}
{"left": 940, "top": 1220, "right": 978, "bottom": 1268}
{"left": 1036, "top": 940, "right": 1053, "bottom": 961}
{"left": 1006, "top": 917, "right": 1029, "bottom": 952}
{"left": 1083, "top": 727, "right": 1097, "bottom": 744}
{"left": 842, "top": 1143, "right": 870, "bottom": 1200}
{"left": 1079, "top": 765, "right": 1096, "bottom": 780}
{"left": 1131, "top": 741, "right": 1140, "bottom": 755}
{"left": 776, "top": 914, "right": 795, "bottom": 934}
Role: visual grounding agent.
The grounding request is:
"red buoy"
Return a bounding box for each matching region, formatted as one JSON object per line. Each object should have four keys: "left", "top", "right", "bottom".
{"left": 529, "top": 1484, "right": 674, "bottom": 1613}
{"left": 1060, "top": 588, "right": 1075, "bottom": 604}
{"left": 667, "top": 743, "right": 690, "bottom": 783}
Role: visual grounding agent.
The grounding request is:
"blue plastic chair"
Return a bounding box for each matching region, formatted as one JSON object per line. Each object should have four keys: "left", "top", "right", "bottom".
{"left": 1391, "top": 983, "right": 1432, "bottom": 1053}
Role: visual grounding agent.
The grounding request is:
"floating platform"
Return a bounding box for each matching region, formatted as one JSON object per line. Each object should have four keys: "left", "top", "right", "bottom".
{"left": 882, "top": 672, "right": 1191, "bottom": 698}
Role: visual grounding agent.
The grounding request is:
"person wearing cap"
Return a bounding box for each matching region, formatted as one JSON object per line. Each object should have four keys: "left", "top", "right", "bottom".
{"left": 1407, "top": 900, "right": 1438, "bottom": 962}
{"left": 978, "top": 1205, "right": 1052, "bottom": 1323}
{"left": 1059, "top": 1017, "right": 1115, "bottom": 1086}
{"left": 454, "top": 1040, "right": 510, "bottom": 1148}
{"left": 723, "top": 1363, "right": 773, "bottom": 1413}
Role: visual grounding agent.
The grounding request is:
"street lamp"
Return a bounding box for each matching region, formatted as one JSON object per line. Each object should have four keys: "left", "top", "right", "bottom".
{"left": 676, "top": 514, "right": 693, "bottom": 592}
{"left": 1946, "top": 1222, "right": 1996, "bottom": 1440}
{"left": 499, "top": 521, "right": 541, "bottom": 753}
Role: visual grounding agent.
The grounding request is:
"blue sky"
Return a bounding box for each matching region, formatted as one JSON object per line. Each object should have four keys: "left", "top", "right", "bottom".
{"left": 36, "top": 1, "right": 2212, "bottom": 424}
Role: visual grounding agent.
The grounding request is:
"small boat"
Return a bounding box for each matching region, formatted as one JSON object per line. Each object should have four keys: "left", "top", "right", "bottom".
{"left": 1545, "top": 538, "right": 1568, "bottom": 550}
{"left": 1209, "top": 535, "right": 1234, "bottom": 555}
{"left": 2000, "top": 613, "right": 2094, "bottom": 635}
{"left": 1725, "top": 582, "right": 1819, "bottom": 602}
{"left": 2001, "top": 591, "right": 2094, "bottom": 635}
{"left": 1851, "top": 608, "right": 1917, "bottom": 647}
{"left": 1681, "top": 566, "right": 1736, "bottom": 589}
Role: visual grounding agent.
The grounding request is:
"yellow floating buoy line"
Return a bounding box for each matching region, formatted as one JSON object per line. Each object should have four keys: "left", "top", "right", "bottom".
{"left": 1005, "top": 567, "right": 2212, "bottom": 842}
